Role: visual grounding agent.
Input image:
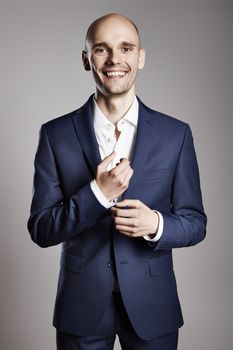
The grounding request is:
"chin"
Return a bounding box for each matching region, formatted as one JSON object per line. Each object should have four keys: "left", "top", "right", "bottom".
{"left": 106, "top": 90, "right": 130, "bottom": 97}
{"left": 104, "top": 85, "right": 132, "bottom": 95}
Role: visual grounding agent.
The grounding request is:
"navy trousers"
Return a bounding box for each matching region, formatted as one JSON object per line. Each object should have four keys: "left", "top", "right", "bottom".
{"left": 56, "top": 291, "right": 179, "bottom": 350}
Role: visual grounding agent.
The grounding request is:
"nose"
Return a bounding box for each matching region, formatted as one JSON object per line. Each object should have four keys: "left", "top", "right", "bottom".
{"left": 105, "top": 49, "right": 121, "bottom": 65}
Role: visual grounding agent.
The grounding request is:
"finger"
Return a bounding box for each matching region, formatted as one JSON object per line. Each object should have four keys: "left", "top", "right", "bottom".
{"left": 115, "top": 199, "right": 141, "bottom": 209}
{"left": 118, "top": 230, "right": 144, "bottom": 238}
{"left": 111, "top": 207, "right": 138, "bottom": 218}
{"left": 99, "top": 151, "right": 116, "bottom": 170}
{"left": 115, "top": 225, "right": 138, "bottom": 235}
{"left": 118, "top": 230, "right": 133, "bottom": 237}
{"left": 110, "top": 158, "right": 131, "bottom": 176}
{"left": 108, "top": 168, "right": 132, "bottom": 192}
{"left": 111, "top": 167, "right": 133, "bottom": 190}
{"left": 114, "top": 216, "right": 138, "bottom": 227}
{"left": 122, "top": 168, "right": 134, "bottom": 186}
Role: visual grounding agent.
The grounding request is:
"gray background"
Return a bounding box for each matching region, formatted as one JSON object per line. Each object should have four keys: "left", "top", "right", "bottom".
{"left": 1, "top": 0, "right": 232, "bottom": 349}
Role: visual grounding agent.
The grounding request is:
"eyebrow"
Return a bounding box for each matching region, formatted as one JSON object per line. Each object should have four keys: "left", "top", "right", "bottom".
{"left": 92, "top": 41, "right": 137, "bottom": 49}
{"left": 92, "top": 42, "right": 108, "bottom": 49}
{"left": 121, "top": 41, "right": 137, "bottom": 47}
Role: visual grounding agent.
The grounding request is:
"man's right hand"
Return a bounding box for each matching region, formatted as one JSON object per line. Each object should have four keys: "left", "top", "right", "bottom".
{"left": 95, "top": 151, "right": 134, "bottom": 202}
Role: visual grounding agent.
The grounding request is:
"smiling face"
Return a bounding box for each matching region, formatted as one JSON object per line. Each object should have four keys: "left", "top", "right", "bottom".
{"left": 82, "top": 14, "right": 145, "bottom": 98}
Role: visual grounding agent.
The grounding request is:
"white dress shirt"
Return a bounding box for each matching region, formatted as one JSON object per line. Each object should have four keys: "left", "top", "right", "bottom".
{"left": 90, "top": 96, "right": 163, "bottom": 242}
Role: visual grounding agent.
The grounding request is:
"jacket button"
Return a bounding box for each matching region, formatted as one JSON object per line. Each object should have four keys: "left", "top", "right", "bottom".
{"left": 107, "top": 262, "right": 112, "bottom": 268}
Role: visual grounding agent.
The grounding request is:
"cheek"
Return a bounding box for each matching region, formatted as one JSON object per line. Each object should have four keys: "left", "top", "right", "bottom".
{"left": 128, "top": 57, "right": 141, "bottom": 71}
{"left": 90, "top": 57, "right": 102, "bottom": 71}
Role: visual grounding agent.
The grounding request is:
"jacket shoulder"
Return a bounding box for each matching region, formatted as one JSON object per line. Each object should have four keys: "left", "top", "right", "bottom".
{"left": 139, "top": 99, "right": 189, "bottom": 131}
{"left": 43, "top": 100, "right": 90, "bottom": 131}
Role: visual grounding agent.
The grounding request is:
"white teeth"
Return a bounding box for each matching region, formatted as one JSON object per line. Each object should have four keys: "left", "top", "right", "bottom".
{"left": 106, "top": 71, "right": 126, "bottom": 76}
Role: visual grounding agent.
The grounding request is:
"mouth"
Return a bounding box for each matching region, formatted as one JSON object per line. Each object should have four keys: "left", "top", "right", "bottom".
{"left": 102, "top": 70, "right": 128, "bottom": 78}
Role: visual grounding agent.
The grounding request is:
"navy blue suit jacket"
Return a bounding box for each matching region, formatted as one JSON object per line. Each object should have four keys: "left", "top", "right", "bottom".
{"left": 28, "top": 95, "right": 206, "bottom": 340}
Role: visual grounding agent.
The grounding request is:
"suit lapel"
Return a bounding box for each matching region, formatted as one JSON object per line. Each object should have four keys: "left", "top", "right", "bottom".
{"left": 72, "top": 95, "right": 101, "bottom": 176}
{"left": 72, "top": 95, "right": 161, "bottom": 194}
{"left": 122, "top": 98, "right": 161, "bottom": 198}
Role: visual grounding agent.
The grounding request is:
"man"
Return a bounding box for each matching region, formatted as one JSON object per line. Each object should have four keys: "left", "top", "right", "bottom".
{"left": 28, "top": 13, "right": 207, "bottom": 350}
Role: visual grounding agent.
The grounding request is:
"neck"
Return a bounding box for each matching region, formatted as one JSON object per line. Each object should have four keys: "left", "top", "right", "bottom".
{"left": 95, "top": 90, "right": 135, "bottom": 125}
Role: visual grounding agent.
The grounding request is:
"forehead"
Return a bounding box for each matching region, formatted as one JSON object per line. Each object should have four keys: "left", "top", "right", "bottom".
{"left": 87, "top": 16, "right": 140, "bottom": 48}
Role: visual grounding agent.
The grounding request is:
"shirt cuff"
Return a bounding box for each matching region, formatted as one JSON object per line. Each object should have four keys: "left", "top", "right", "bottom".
{"left": 143, "top": 211, "right": 164, "bottom": 242}
{"left": 90, "top": 180, "right": 116, "bottom": 209}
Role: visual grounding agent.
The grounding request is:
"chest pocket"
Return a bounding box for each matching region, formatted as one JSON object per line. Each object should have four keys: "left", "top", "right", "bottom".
{"left": 136, "top": 168, "right": 173, "bottom": 183}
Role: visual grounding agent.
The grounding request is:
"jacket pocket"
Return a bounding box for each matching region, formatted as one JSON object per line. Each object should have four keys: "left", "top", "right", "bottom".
{"left": 149, "top": 254, "right": 173, "bottom": 276}
{"left": 61, "top": 254, "right": 84, "bottom": 273}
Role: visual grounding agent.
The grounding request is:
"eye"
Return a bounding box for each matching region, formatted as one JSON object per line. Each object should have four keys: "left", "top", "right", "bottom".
{"left": 121, "top": 47, "right": 133, "bottom": 53}
{"left": 94, "top": 47, "right": 108, "bottom": 55}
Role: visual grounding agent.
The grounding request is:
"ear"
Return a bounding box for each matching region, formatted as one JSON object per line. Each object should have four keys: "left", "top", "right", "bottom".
{"left": 138, "top": 48, "right": 146, "bottom": 70}
{"left": 82, "top": 50, "right": 91, "bottom": 71}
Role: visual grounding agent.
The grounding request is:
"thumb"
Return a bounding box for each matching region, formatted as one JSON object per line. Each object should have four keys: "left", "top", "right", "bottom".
{"left": 100, "top": 151, "right": 116, "bottom": 170}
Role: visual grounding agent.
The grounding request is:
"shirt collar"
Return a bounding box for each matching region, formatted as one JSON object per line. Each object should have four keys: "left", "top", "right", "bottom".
{"left": 92, "top": 96, "right": 139, "bottom": 130}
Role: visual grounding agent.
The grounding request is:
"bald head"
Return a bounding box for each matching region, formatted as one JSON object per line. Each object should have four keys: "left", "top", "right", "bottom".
{"left": 84, "top": 13, "right": 141, "bottom": 51}
{"left": 82, "top": 13, "right": 145, "bottom": 98}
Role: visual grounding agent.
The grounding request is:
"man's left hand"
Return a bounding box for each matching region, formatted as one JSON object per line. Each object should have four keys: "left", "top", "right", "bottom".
{"left": 111, "top": 199, "right": 159, "bottom": 238}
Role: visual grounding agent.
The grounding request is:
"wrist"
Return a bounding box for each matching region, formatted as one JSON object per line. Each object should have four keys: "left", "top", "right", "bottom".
{"left": 91, "top": 180, "right": 115, "bottom": 207}
{"left": 149, "top": 211, "right": 159, "bottom": 238}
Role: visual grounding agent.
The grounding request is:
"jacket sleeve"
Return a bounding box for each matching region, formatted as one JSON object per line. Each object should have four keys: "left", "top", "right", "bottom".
{"left": 153, "top": 124, "right": 207, "bottom": 251}
{"left": 27, "top": 124, "right": 109, "bottom": 248}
